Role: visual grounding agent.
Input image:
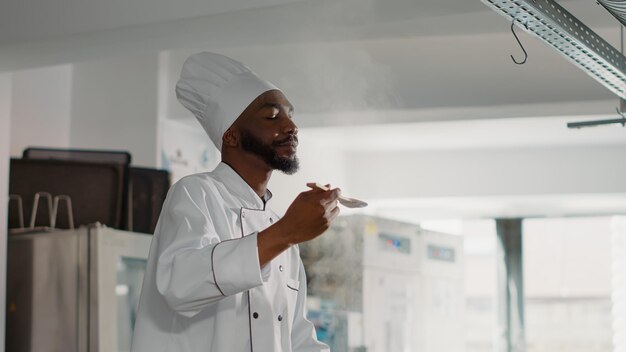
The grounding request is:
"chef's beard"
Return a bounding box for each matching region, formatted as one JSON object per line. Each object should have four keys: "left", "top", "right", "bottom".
{"left": 240, "top": 129, "right": 300, "bottom": 175}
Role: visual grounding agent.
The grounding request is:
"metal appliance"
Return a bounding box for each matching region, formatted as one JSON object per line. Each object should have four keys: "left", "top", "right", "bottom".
{"left": 5, "top": 224, "right": 152, "bottom": 352}
{"left": 301, "top": 215, "right": 465, "bottom": 352}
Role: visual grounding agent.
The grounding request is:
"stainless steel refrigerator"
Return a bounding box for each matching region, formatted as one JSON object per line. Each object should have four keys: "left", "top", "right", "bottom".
{"left": 6, "top": 224, "right": 152, "bottom": 352}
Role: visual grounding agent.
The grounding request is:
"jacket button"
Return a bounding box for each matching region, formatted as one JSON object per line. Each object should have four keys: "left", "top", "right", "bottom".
{"left": 278, "top": 315, "right": 283, "bottom": 322}
{"left": 269, "top": 217, "right": 273, "bottom": 223}
{"left": 241, "top": 212, "right": 246, "bottom": 218}
{"left": 253, "top": 312, "right": 259, "bottom": 319}
{"left": 279, "top": 265, "right": 284, "bottom": 272}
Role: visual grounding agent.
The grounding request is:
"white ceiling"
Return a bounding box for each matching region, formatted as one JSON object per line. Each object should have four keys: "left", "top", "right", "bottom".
{"left": 1, "top": 0, "right": 622, "bottom": 105}
{"left": 0, "top": 0, "right": 310, "bottom": 46}
{"left": 0, "top": 0, "right": 615, "bottom": 46}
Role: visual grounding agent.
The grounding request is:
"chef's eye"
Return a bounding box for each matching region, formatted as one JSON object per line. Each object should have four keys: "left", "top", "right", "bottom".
{"left": 267, "top": 108, "right": 279, "bottom": 119}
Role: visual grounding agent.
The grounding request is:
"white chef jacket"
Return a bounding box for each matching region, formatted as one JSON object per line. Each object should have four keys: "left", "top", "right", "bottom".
{"left": 131, "top": 162, "right": 329, "bottom": 352}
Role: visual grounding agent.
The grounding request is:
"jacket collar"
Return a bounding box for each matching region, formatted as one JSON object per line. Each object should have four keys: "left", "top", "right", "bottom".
{"left": 212, "top": 162, "right": 272, "bottom": 210}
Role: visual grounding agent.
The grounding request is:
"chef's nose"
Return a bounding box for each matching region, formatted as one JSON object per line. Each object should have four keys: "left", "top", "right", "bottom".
{"left": 282, "top": 116, "right": 298, "bottom": 136}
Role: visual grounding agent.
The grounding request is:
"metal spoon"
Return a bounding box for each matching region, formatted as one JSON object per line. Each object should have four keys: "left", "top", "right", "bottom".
{"left": 308, "top": 183, "right": 368, "bottom": 208}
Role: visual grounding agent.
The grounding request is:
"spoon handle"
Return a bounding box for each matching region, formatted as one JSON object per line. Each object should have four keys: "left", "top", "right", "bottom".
{"left": 307, "top": 183, "right": 368, "bottom": 208}
{"left": 310, "top": 183, "right": 341, "bottom": 198}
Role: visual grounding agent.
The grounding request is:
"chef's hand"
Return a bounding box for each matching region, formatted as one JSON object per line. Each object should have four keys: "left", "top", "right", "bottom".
{"left": 257, "top": 184, "right": 340, "bottom": 266}
{"left": 282, "top": 183, "right": 341, "bottom": 243}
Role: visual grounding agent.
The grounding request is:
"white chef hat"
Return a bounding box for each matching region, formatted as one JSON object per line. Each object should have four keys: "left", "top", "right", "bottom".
{"left": 175, "top": 52, "right": 280, "bottom": 151}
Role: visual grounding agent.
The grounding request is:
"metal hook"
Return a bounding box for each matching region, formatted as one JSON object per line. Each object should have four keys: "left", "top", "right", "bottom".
{"left": 510, "top": 20, "right": 528, "bottom": 65}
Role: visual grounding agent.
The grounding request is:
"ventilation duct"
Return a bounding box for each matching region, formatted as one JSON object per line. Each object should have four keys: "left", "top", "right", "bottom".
{"left": 481, "top": 0, "right": 626, "bottom": 99}
{"left": 597, "top": 0, "right": 626, "bottom": 27}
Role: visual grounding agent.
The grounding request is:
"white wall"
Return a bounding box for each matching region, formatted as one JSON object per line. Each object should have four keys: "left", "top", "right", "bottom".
{"left": 10, "top": 65, "right": 72, "bottom": 156}
{"left": 0, "top": 72, "right": 13, "bottom": 352}
{"left": 6, "top": 54, "right": 159, "bottom": 167}
{"left": 158, "top": 119, "right": 220, "bottom": 183}
{"left": 70, "top": 53, "right": 159, "bottom": 167}
{"left": 524, "top": 217, "right": 613, "bottom": 297}
{"left": 346, "top": 146, "right": 626, "bottom": 199}
{"left": 612, "top": 217, "right": 626, "bottom": 352}
{"left": 264, "top": 138, "right": 626, "bottom": 218}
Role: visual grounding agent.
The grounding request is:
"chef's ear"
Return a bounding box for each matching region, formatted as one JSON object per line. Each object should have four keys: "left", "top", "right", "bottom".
{"left": 222, "top": 127, "right": 239, "bottom": 147}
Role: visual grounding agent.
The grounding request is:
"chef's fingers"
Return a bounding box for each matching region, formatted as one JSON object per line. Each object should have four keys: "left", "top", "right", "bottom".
{"left": 320, "top": 188, "right": 341, "bottom": 206}
{"left": 302, "top": 183, "right": 340, "bottom": 209}
{"left": 323, "top": 199, "right": 338, "bottom": 211}
{"left": 305, "top": 183, "right": 332, "bottom": 190}
{"left": 306, "top": 182, "right": 325, "bottom": 191}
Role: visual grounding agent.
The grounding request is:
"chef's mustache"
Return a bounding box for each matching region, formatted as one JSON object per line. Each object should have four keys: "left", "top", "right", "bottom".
{"left": 273, "top": 136, "right": 298, "bottom": 146}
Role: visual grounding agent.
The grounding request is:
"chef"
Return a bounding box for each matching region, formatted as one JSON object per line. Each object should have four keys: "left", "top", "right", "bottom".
{"left": 131, "top": 52, "right": 340, "bottom": 352}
